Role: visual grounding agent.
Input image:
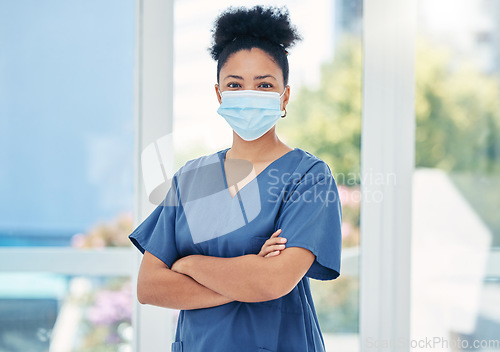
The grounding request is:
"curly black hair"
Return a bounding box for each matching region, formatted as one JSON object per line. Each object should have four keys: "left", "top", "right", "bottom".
{"left": 209, "top": 5, "right": 302, "bottom": 85}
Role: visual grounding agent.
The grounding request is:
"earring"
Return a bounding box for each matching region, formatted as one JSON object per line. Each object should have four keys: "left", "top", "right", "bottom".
{"left": 281, "top": 108, "right": 287, "bottom": 118}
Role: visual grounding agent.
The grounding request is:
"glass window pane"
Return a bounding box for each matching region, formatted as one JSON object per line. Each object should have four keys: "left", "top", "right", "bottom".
{"left": 0, "top": 273, "right": 132, "bottom": 351}
{"left": 173, "top": 1, "right": 362, "bottom": 350}
{"left": 0, "top": 1, "right": 135, "bottom": 247}
{"left": 412, "top": 0, "right": 500, "bottom": 350}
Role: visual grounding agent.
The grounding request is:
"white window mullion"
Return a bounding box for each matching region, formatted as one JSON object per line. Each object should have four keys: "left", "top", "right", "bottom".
{"left": 133, "top": 0, "right": 175, "bottom": 351}
{"left": 360, "top": 0, "right": 416, "bottom": 351}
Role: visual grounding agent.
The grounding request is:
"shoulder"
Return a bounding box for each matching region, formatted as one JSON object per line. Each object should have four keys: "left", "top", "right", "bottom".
{"left": 174, "top": 149, "right": 226, "bottom": 178}
{"left": 171, "top": 149, "right": 229, "bottom": 196}
{"left": 291, "top": 148, "right": 335, "bottom": 182}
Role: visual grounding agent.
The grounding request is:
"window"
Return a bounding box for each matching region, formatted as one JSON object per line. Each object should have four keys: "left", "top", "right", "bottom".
{"left": 3, "top": 1, "right": 458, "bottom": 351}
{"left": 0, "top": 1, "right": 136, "bottom": 350}
{"left": 411, "top": 1, "right": 500, "bottom": 349}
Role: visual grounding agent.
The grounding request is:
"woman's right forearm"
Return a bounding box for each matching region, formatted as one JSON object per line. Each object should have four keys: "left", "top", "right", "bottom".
{"left": 137, "top": 251, "right": 234, "bottom": 310}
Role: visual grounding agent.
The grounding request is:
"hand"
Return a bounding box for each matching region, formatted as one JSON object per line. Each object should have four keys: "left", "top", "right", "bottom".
{"left": 258, "top": 229, "right": 287, "bottom": 258}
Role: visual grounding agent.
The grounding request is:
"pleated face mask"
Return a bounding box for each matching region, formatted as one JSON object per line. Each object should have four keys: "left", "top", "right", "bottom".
{"left": 217, "top": 89, "right": 285, "bottom": 141}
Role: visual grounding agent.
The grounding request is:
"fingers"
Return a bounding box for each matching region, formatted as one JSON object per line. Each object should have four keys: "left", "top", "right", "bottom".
{"left": 258, "top": 229, "right": 287, "bottom": 257}
{"left": 264, "top": 243, "right": 286, "bottom": 254}
{"left": 265, "top": 250, "right": 281, "bottom": 258}
{"left": 258, "top": 243, "right": 285, "bottom": 257}
{"left": 266, "top": 236, "right": 287, "bottom": 246}
{"left": 268, "top": 229, "right": 286, "bottom": 245}
{"left": 269, "top": 228, "right": 282, "bottom": 239}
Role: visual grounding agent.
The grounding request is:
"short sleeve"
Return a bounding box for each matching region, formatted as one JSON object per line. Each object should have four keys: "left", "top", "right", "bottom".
{"left": 128, "top": 173, "right": 180, "bottom": 268}
{"left": 275, "top": 162, "right": 342, "bottom": 280}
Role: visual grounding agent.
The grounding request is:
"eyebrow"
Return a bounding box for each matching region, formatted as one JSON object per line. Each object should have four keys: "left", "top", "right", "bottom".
{"left": 223, "top": 74, "right": 277, "bottom": 81}
{"left": 254, "top": 74, "right": 277, "bottom": 81}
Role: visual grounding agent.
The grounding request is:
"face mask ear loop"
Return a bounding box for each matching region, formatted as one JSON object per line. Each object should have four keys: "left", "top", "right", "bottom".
{"left": 279, "top": 87, "right": 287, "bottom": 113}
{"left": 279, "top": 88, "right": 286, "bottom": 99}
{"left": 217, "top": 86, "right": 225, "bottom": 102}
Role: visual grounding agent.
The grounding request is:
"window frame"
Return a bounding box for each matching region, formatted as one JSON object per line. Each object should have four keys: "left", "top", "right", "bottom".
{"left": 359, "top": 0, "right": 416, "bottom": 350}
{"left": 132, "top": 0, "right": 175, "bottom": 351}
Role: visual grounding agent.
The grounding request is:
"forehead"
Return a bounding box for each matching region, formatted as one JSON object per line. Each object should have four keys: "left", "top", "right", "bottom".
{"left": 220, "top": 48, "right": 283, "bottom": 80}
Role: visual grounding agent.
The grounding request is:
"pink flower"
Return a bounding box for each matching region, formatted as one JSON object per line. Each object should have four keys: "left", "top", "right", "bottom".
{"left": 71, "top": 233, "right": 86, "bottom": 248}
{"left": 87, "top": 285, "right": 132, "bottom": 326}
{"left": 341, "top": 222, "right": 352, "bottom": 238}
{"left": 337, "top": 185, "right": 360, "bottom": 208}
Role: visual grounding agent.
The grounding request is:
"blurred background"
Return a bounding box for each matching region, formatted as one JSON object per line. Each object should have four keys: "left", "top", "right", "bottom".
{"left": 0, "top": 0, "right": 499, "bottom": 351}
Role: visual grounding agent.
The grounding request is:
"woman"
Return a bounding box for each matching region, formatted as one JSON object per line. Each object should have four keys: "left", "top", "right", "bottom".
{"left": 129, "top": 5, "right": 342, "bottom": 352}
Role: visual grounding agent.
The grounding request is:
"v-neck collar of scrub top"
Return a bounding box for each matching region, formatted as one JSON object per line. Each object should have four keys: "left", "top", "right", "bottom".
{"left": 220, "top": 147, "right": 299, "bottom": 199}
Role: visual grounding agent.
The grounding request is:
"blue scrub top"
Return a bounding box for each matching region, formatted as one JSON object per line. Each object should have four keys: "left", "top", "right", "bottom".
{"left": 129, "top": 147, "right": 342, "bottom": 352}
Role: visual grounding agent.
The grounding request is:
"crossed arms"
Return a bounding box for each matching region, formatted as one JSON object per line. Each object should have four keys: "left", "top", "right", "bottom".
{"left": 136, "top": 229, "right": 315, "bottom": 310}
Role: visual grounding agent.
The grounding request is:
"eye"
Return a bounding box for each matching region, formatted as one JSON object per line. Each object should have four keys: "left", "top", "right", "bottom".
{"left": 227, "top": 82, "right": 241, "bottom": 89}
{"left": 258, "top": 82, "right": 273, "bottom": 89}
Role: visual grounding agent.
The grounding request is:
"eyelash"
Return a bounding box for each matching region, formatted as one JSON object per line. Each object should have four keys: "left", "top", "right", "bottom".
{"left": 258, "top": 83, "right": 273, "bottom": 89}
{"left": 226, "top": 82, "right": 274, "bottom": 89}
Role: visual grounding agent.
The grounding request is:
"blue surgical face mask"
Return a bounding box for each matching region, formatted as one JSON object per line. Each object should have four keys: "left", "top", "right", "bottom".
{"left": 217, "top": 89, "right": 286, "bottom": 141}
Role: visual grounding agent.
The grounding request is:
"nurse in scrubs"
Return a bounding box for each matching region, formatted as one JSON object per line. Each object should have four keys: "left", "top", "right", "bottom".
{"left": 129, "top": 5, "right": 343, "bottom": 352}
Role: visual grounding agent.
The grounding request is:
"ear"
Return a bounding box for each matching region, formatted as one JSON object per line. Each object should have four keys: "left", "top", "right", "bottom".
{"left": 215, "top": 84, "right": 222, "bottom": 104}
{"left": 281, "top": 85, "right": 291, "bottom": 111}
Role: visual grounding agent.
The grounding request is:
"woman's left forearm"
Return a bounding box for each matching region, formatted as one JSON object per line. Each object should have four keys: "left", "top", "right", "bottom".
{"left": 172, "top": 254, "right": 281, "bottom": 302}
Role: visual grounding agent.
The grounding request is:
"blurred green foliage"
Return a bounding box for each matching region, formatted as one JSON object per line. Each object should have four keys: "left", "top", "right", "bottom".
{"left": 414, "top": 37, "right": 500, "bottom": 173}
{"left": 279, "top": 35, "right": 362, "bottom": 184}
{"left": 279, "top": 34, "right": 500, "bottom": 182}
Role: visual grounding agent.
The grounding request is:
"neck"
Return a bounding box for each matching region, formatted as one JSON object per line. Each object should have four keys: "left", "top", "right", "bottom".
{"left": 227, "top": 128, "right": 282, "bottom": 162}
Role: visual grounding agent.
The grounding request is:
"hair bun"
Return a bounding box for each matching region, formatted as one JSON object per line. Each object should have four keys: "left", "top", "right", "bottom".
{"left": 210, "top": 5, "right": 302, "bottom": 60}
